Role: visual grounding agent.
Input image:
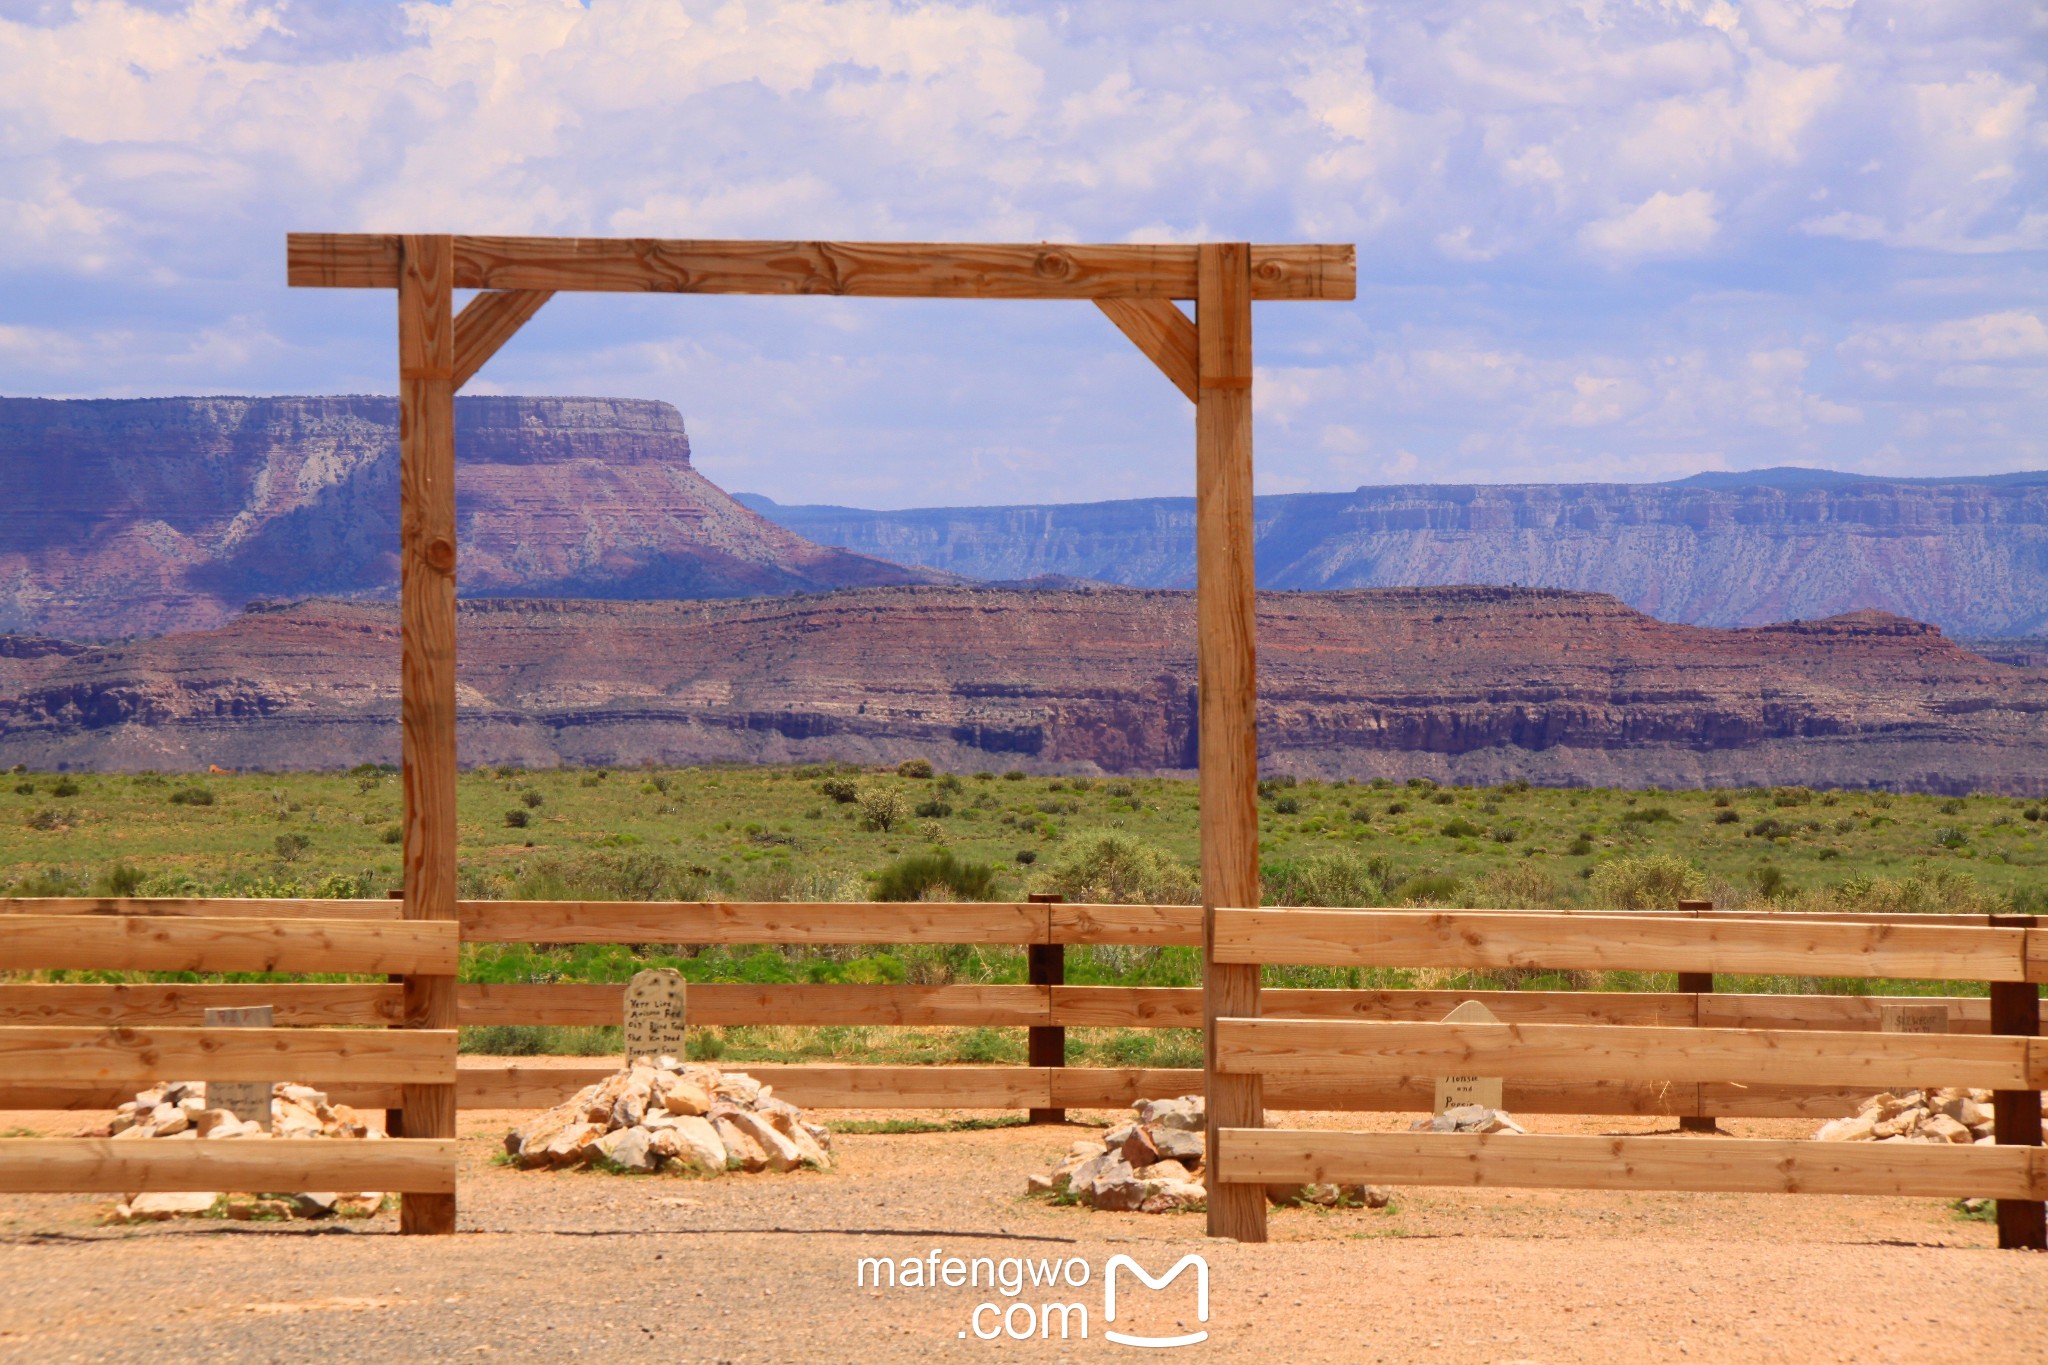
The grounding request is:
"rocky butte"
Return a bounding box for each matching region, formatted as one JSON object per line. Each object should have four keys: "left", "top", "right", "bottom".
{"left": 2, "top": 585, "right": 2043, "bottom": 794}
{"left": 741, "top": 467, "right": 2048, "bottom": 636}
{"left": 0, "top": 395, "right": 941, "bottom": 640}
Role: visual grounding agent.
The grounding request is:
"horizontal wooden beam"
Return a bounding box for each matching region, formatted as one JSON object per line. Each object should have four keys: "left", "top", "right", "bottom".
{"left": 0, "top": 1026, "right": 456, "bottom": 1086}
{"left": 1050, "top": 903, "right": 1201, "bottom": 946}
{"left": 1214, "top": 1129, "right": 2048, "bottom": 1200}
{"left": 287, "top": 234, "right": 1357, "bottom": 301}
{"left": 0, "top": 983, "right": 404, "bottom": 1027}
{"left": 459, "top": 982, "right": 1048, "bottom": 1028}
{"left": 454, "top": 1062, "right": 1054, "bottom": 1111}
{"left": 0, "top": 916, "right": 459, "bottom": 975}
{"left": 0, "top": 1137, "right": 456, "bottom": 1195}
{"left": 1215, "top": 1017, "right": 2043, "bottom": 1091}
{"left": 1213, "top": 909, "right": 2038, "bottom": 983}
{"left": 0, "top": 897, "right": 400, "bottom": 919}
{"left": 460, "top": 899, "right": 1048, "bottom": 945}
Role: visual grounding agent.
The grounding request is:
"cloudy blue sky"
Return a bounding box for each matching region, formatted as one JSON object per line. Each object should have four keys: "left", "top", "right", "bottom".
{"left": 1, "top": 0, "right": 2042, "bottom": 506}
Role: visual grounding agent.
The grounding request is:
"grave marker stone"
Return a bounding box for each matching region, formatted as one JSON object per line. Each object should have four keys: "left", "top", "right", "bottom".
{"left": 203, "top": 1005, "right": 273, "bottom": 1125}
{"left": 624, "top": 968, "right": 689, "bottom": 1067}
{"left": 1433, "top": 999, "right": 1505, "bottom": 1114}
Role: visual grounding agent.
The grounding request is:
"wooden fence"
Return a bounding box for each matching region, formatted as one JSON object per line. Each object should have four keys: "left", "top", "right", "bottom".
{"left": 0, "top": 906, "right": 458, "bottom": 1204}
{"left": 1206, "top": 908, "right": 2048, "bottom": 1250}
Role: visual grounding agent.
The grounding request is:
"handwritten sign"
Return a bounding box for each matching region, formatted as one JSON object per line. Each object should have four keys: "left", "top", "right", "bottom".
{"left": 204, "top": 1005, "right": 273, "bottom": 1125}
{"left": 624, "top": 969, "right": 689, "bottom": 1067}
{"left": 1880, "top": 1004, "right": 1949, "bottom": 1035}
{"left": 1433, "top": 999, "right": 1505, "bottom": 1114}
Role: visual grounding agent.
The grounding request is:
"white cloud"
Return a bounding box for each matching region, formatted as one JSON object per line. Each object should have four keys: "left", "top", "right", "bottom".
{"left": 1580, "top": 189, "right": 1722, "bottom": 259}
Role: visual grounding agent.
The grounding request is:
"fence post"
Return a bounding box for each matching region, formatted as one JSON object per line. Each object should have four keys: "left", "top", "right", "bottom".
{"left": 385, "top": 890, "right": 406, "bottom": 1138}
{"left": 1676, "top": 898, "right": 1716, "bottom": 1133}
{"left": 1988, "top": 914, "right": 2045, "bottom": 1251}
{"left": 1026, "top": 893, "right": 1067, "bottom": 1124}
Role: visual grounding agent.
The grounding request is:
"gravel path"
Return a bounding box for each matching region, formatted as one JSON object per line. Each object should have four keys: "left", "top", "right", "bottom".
{"left": 2, "top": 1094, "right": 2044, "bottom": 1362}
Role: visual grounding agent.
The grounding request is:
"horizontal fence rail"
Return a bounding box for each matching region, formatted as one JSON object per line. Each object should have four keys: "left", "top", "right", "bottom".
{"left": 1214, "top": 1130, "right": 2048, "bottom": 1201}
{"left": 1214, "top": 1018, "right": 2045, "bottom": 1092}
{"left": 0, "top": 916, "right": 460, "bottom": 976}
{"left": 1214, "top": 909, "right": 2046, "bottom": 983}
{"left": 0, "top": 1138, "right": 458, "bottom": 1195}
{"left": 0, "top": 1026, "right": 456, "bottom": 1086}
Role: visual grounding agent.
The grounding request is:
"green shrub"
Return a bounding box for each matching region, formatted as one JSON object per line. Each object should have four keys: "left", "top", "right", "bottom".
{"left": 1271, "top": 795, "right": 1301, "bottom": 815}
{"left": 1589, "top": 854, "right": 1705, "bottom": 910}
{"left": 1473, "top": 862, "right": 1562, "bottom": 909}
{"left": 24, "top": 808, "right": 62, "bottom": 831}
{"left": 896, "top": 758, "right": 934, "bottom": 779}
{"left": 381, "top": 823, "right": 403, "bottom": 844}
{"left": 1014, "top": 849, "right": 1037, "bottom": 865}
{"left": 50, "top": 779, "right": 79, "bottom": 798}
{"left": 1263, "top": 852, "right": 1396, "bottom": 907}
{"left": 1566, "top": 833, "right": 1594, "bottom": 856}
{"left": 1714, "top": 808, "right": 1740, "bottom": 824}
{"left": 1933, "top": 827, "right": 1968, "bottom": 849}
{"left": 1040, "top": 832, "right": 1197, "bottom": 905}
{"left": 522, "top": 790, "right": 544, "bottom": 809}
{"left": 167, "top": 786, "right": 215, "bottom": 806}
{"left": 504, "top": 808, "right": 530, "bottom": 829}
{"left": 1439, "top": 817, "right": 1483, "bottom": 839}
{"left": 870, "top": 852, "right": 999, "bottom": 902}
{"left": 856, "top": 785, "right": 904, "bottom": 832}
{"left": 820, "top": 777, "right": 859, "bottom": 804}
{"left": 273, "top": 833, "right": 311, "bottom": 861}
{"left": 913, "top": 798, "right": 953, "bottom": 819}
{"left": 1393, "top": 873, "right": 1463, "bottom": 905}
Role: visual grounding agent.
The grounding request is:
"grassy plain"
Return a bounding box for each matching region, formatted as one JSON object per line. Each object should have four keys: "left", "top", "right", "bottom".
{"left": 3, "top": 762, "right": 2042, "bottom": 1066}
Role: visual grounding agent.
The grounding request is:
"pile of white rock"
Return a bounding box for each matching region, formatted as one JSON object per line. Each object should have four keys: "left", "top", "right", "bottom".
{"left": 505, "top": 1057, "right": 832, "bottom": 1174}
{"left": 1813, "top": 1088, "right": 2038, "bottom": 1144}
{"left": 1408, "top": 1104, "right": 1526, "bottom": 1135}
{"left": 1026, "top": 1096, "right": 1393, "bottom": 1213}
{"left": 79, "top": 1081, "right": 389, "bottom": 1224}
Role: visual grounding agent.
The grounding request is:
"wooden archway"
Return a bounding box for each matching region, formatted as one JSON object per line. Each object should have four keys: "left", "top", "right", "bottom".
{"left": 289, "top": 233, "right": 1356, "bottom": 1238}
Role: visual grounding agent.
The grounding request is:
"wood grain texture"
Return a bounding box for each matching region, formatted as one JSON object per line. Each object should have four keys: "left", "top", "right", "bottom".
{"left": 451, "top": 289, "right": 552, "bottom": 391}
{"left": 1213, "top": 1129, "right": 2048, "bottom": 1200}
{"left": 455, "top": 1063, "right": 1055, "bottom": 1111}
{"left": 460, "top": 899, "right": 1049, "bottom": 944}
{"left": 0, "top": 1137, "right": 457, "bottom": 1194}
{"left": 1213, "top": 1017, "right": 2041, "bottom": 1092}
{"left": 289, "top": 234, "right": 1356, "bottom": 301}
{"left": 0, "top": 1026, "right": 454, "bottom": 1085}
{"left": 1213, "top": 908, "right": 2031, "bottom": 982}
{"left": 1095, "top": 298, "right": 1198, "bottom": 401}
{"left": 459, "top": 982, "right": 1048, "bottom": 1027}
{"left": 0, "top": 897, "right": 400, "bottom": 919}
{"left": 0, "top": 916, "right": 456, "bottom": 975}
{"left": 398, "top": 232, "right": 459, "bottom": 1238}
{"left": 1049, "top": 903, "right": 1201, "bottom": 946}
{"left": 1196, "top": 241, "right": 1265, "bottom": 1244}
{"left": 0, "top": 983, "right": 404, "bottom": 1027}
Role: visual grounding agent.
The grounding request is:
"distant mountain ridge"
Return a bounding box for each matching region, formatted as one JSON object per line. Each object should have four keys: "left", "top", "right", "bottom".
{"left": 0, "top": 395, "right": 943, "bottom": 640}
{"left": 739, "top": 468, "right": 2048, "bottom": 635}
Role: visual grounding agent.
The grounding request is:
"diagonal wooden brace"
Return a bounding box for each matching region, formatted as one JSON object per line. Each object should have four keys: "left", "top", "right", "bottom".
{"left": 1095, "top": 297, "right": 1198, "bottom": 403}
{"left": 451, "top": 289, "right": 553, "bottom": 392}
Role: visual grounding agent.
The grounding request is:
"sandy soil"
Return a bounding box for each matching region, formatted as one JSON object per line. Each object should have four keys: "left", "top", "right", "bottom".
{"left": 2, "top": 1070, "right": 2044, "bottom": 1362}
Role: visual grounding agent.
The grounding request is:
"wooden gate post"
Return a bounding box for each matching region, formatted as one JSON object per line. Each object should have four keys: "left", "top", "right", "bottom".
{"left": 1676, "top": 898, "right": 1716, "bottom": 1133}
{"left": 1027, "top": 892, "right": 1066, "bottom": 1124}
{"left": 1196, "top": 242, "right": 1266, "bottom": 1243}
{"left": 397, "top": 233, "right": 460, "bottom": 1236}
{"left": 1988, "top": 914, "right": 2044, "bottom": 1251}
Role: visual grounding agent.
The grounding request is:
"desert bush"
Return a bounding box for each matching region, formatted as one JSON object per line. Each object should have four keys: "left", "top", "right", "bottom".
{"left": 273, "top": 833, "right": 311, "bottom": 862}
{"left": 1263, "top": 852, "right": 1396, "bottom": 907}
{"left": 820, "top": 777, "right": 859, "bottom": 804}
{"left": 1588, "top": 853, "right": 1706, "bottom": 910}
{"left": 870, "top": 852, "right": 999, "bottom": 902}
{"left": 856, "top": 785, "right": 905, "bottom": 833}
{"left": 50, "top": 779, "right": 79, "bottom": 798}
{"left": 1439, "top": 817, "right": 1483, "bottom": 839}
{"left": 504, "top": 808, "right": 530, "bottom": 829}
{"left": 1393, "top": 872, "right": 1464, "bottom": 905}
{"left": 1473, "top": 862, "right": 1564, "bottom": 909}
{"left": 896, "top": 758, "right": 934, "bottom": 779}
{"left": 167, "top": 786, "right": 215, "bottom": 807}
{"left": 1039, "top": 832, "right": 1198, "bottom": 905}
{"left": 1829, "top": 865, "right": 2003, "bottom": 916}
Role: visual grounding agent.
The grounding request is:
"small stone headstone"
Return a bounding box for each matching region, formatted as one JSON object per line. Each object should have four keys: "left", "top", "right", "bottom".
{"left": 1880, "top": 1004, "right": 1949, "bottom": 1035}
{"left": 203, "top": 1005, "right": 273, "bottom": 1126}
{"left": 624, "top": 969, "right": 688, "bottom": 1067}
{"left": 1433, "top": 999, "right": 1505, "bottom": 1114}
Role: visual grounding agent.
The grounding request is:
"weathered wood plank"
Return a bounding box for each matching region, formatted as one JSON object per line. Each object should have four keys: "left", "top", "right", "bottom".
{"left": 0, "top": 983, "right": 403, "bottom": 1027}
{"left": 1095, "top": 298, "right": 1198, "bottom": 401}
{"left": 0, "top": 897, "right": 401, "bottom": 919}
{"left": 451, "top": 289, "right": 553, "bottom": 391}
{"left": 455, "top": 1063, "right": 1053, "bottom": 1111}
{"left": 0, "top": 917, "right": 456, "bottom": 975}
{"left": 0, "top": 1026, "right": 455, "bottom": 1085}
{"left": 1050, "top": 903, "right": 1201, "bottom": 946}
{"left": 1214, "top": 1018, "right": 2041, "bottom": 1091}
{"left": 460, "top": 899, "right": 1049, "bottom": 945}
{"left": 288, "top": 234, "right": 1356, "bottom": 301}
{"left": 1214, "top": 1129, "right": 2048, "bottom": 1200}
{"left": 1213, "top": 909, "right": 2031, "bottom": 982}
{"left": 458, "top": 982, "right": 1048, "bottom": 1027}
{"left": 0, "top": 1137, "right": 456, "bottom": 1194}
{"left": 1197, "top": 240, "right": 1266, "bottom": 1244}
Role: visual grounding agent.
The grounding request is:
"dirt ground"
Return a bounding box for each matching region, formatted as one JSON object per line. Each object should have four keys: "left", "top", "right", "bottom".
{"left": 3, "top": 1068, "right": 2045, "bottom": 1363}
